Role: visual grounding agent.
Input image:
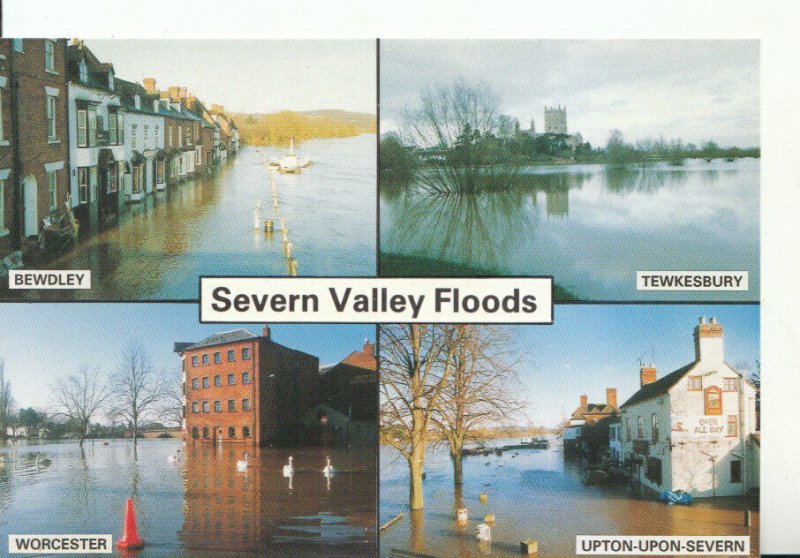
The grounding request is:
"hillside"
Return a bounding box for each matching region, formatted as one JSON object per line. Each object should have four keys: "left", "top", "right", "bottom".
{"left": 231, "top": 110, "right": 376, "bottom": 145}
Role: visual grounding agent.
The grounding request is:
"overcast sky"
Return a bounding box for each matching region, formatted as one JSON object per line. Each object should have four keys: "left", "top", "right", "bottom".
{"left": 89, "top": 40, "right": 376, "bottom": 114}
{"left": 381, "top": 40, "right": 759, "bottom": 148}
{"left": 0, "top": 304, "right": 374, "bottom": 411}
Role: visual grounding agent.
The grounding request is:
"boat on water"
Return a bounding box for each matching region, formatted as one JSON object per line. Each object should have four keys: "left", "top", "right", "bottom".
{"left": 271, "top": 138, "right": 311, "bottom": 173}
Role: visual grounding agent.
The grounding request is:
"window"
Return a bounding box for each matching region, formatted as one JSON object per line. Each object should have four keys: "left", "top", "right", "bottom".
{"left": 730, "top": 460, "right": 742, "bottom": 483}
{"left": 78, "top": 168, "right": 89, "bottom": 204}
{"left": 202, "top": 354, "right": 209, "bottom": 365}
{"left": 48, "top": 171, "right": 57, "bottom": 210}
{"left": 179, "top": 126, "right": 183, "bottom": 147}
{"left": 228, "top": 426, "right": 236, "bottom": 438}
{"left": 168, "top": 126, "right": 173, "bottom": 147}
{"left": 214, "top": 375, "right": 221, "bottom": 387}
{"left": 89, "top": 167, "right": 97, "bottom": 202}
{"left": 646, "top": 457, "right": 663, "bottom": 485}
{"left": 0, "top": 88, "right": 4, "bottom": 142}
{"left": 228, "top": 400, "right": 236, "bottom": 412}
{"left": 46, "top": 96, "right": 57, "bottom": 141}
{"left": 688, "top": 376, "right": 703, "bottom": 391}
{"left": 202, "top": 426, "right": 209, "bottom": 438}
{"left": 12, "top": 39, "right": 23, "bottom": 52}
{"left": 192, "top": 378, "right": 198, "bottom": 389}
{"left": 626, "top": 418, "right": 631, "bottom": 439}
{"left": 242, "top": 372, "right": 250, "bottom": 385}
{"left": 651, "top": 413, "right": 659, "bottom": 442}
{"left": 227, "top": 350, "right": 235, "bottom": 362}
{"left": 704, "top": 386, "right": 722, "bottom": 416}
{"left": 132, "top": 166, "right": 142, "bottom": 194}
{"left": 636, "top": 416, "right": 643, "bottom": 439}
{"left": 242, "top": 426, "right": 250, "bottom": 438}
{"left": 202, "top": 401, "right": 209, "bottom": 413}
{"left": 724, "top": 378, "right": 739, "bottom": 392}
{"left": 157, "top": 160, "right": 164, "bottom": 183}
{"left": 242, "top": 347, "right": 251, "bottom": 360}
{"left": 144, "top": 125, "right": 150, "bottom": 149}
{"left": 214, "top": 352, "right": 221, "bottom": 364}
{"left": 202, "top": 377, "right": 209, "bottom": 388}
{"left": 45, "top": 40, "right": 55, "bottom": 72}
{"left": 727, "top": 415, "right": 738, "bottom": 437}
{"left": 192, "top": 402, "right": 198, "bottom": 414}
{"left": 77, "top": 108, "right": 88, "bottom": 147}
{"left": 191, "top": 355, "right": 198, "bottom": 367}
{"left": 79, "top": 59, "right": 88, "bottom": 82}
{"left": 108, "top": 112, "right": 117, "bottom": 145}
{"left": 192, "top": 427, "right": 199, "bottom": 439}
{"left": 242, "top": 398, "right": 251, "bottom": 411}
{"left": 88, "top": 106, "right": 97, "bottom": 147}
{"left": 227, "top": 373, "right": 235, "bottom": 386}
{"left": 214, "top": 401, "right": 222, "bottom": 412}
{"left": 131, "top": 124, "right": 137, "bottom": 150}
{"left": 117, "top": 112, "right": 124, "bottom": 143}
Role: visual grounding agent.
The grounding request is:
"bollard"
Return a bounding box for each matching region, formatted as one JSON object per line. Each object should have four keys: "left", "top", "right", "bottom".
{"left": 116, "top": 498, "right": 145, "bottom": 550}
{"left": 264, "top": 219, "right": 274, "bottom": 233}
{"left": 253, "top": 200, "right": 261, "bottom": 230}
{"left": 285, "top": 241, "right": 293, "bottom": 258}
{"left": 520, "top": 539, "right": 538, "bottom": 555}
{"left": 288, "top": 258, "right": 298, "bottom": 277}
{"left": 479, "top": 492, "right": 487, "bottom": 505}
{"left": 282, "top": 228, "right": 289, "bottom": 242}
{"left": 457, "top": 508, "right": 468, "bottom": 524}
{"left": 476, "top": 523, "right": 491, "bottom": 542}
{"left": 484, "top": 514, "right": 495, "bottom": 524}
{"left": 273, "top": 196, "right": 279, "bottom": 209}
{"left": 744, "top": 510, "right": 751, "bottom": 527}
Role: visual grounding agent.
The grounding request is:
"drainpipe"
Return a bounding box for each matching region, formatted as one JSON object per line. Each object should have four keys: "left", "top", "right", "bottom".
{"left": 8, "top": 45, "right": 23, "bottom": 251}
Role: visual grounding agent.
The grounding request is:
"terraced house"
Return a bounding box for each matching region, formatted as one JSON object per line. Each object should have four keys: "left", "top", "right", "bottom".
{"left": 0, "top": 38, "right": 70, "bottom": 261}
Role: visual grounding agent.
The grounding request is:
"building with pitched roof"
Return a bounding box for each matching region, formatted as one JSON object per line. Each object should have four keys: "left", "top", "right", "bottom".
{"left": 562, "top": 388, "right": 619, "bottom": 460}
{"left": 619, "top": 317, "right": 759, "bottom": 497}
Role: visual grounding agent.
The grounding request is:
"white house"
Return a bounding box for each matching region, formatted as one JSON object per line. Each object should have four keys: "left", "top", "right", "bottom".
{"left": 620, "top": 317, "right": 759, "bottom": 497}
{"left": 66, "top": 41, "right": 127, "bottom": 231}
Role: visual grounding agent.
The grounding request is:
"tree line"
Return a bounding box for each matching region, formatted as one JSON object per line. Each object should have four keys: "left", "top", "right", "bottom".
{"left": 232, "top": 110, "right": 377, "bottom": 145}
{"left": 380, "top": 324, "right": 526, "bottom": 510}
{"left": 0, "top": 345, "right": 182, "bottom": 448}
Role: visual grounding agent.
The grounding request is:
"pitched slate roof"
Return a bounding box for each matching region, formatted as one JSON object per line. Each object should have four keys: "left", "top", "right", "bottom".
{"left": 571, "top": 403, "right": 617, "bottom": 420}
{"left": 67, "top": 43, "right": 115, "bottom": 92}
{"left": 180, "top": 329, "right": 258, "bottom": 352}
{"left": 619, "top": 362, "right": 697, "bottom": 409}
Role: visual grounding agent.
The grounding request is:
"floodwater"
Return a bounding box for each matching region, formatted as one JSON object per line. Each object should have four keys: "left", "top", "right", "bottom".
{"left": 380, "top": 439, "right": 758, "bottom": 557}
{"left": 0, "top": 439, "right": 377, "bottom": 557}
{"left": 380, "top": 159, "right": 759, "bottom": 301}
{"left": 5, "top": 134, "right": 376, "bottom": 300}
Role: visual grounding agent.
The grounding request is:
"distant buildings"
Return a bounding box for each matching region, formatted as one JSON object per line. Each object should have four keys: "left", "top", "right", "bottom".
{"left": 562, "top": 388, "right": 620, "bottom": 460}
{"left": 544, "top": 105, "right": 567, "bottom": 135}
{"left": 0, "top": 38, "right": 239, "bottom": 265}
{"left": 177, "top": 327, "right": 376, "bottom": 447}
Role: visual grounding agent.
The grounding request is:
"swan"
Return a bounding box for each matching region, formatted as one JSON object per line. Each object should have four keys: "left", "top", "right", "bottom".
{"left": 35, "top": 453, "right": 52, "bottom": 467}
{"left": 167, "top": 452, "right": 180, "bottom": 464}
{"left": 322, "top": 456, "right": 335, "bottom": 477}
{"left": 282, "top": 456, "right": 294, "bottom": 477}
{"left": 236, "top": 453, "right": 249, "bottom": 472}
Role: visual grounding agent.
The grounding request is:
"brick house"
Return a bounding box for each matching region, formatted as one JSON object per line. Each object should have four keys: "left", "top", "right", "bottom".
{"left": 562, "top": 388, "right": 619, "bottom": 460}
{"left": 0, "top": 38, "right": 70, "bottom": 259}
{"left": 177, "top": 326, "right": 319, "bottom": 446}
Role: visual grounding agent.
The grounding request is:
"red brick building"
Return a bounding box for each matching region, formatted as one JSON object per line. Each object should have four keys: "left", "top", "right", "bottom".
{"left": 0, "top": 38, "right": 70, "bottom": 260}
{"left": 177, "top": 326, "right": 319, "bottom": 446}
{"left": 319, "top": 340, "right": 377, "bottom": 422}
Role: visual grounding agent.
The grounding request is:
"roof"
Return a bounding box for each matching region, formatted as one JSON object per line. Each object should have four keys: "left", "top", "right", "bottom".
{"left": 67, "top": 42, "right": 115, "bottom": 93}
{"left": 619, "top": 362, "right": 697, "bottom": 409}
{"left": 180, "top": 329, "right": 258, "bottom": 352}
{"left": 571, "top": 403, "right": 618, "bottom": 421}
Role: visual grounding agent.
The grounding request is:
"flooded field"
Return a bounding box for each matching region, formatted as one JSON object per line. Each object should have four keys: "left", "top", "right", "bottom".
{"left": 4, "top": 134, "right": 376, "bottom": 300}
{"left": 0, "top": 439, "right": 377, "bottom": 557}
{"left": 381, "top": 159, "right": 759, "bottom": 301}
{"left": 380, "top": 440, "right": 758, "bottom": 557}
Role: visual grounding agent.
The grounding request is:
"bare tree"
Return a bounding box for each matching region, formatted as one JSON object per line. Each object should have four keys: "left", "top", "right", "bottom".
{"left": 380, "top": 324, "right": 465, "bottom": 510}
{"left": 51, "top": 367, "right": 110, "bottom": 447}
{"left": 0, "top": 359, "right": 14, "bottom": 439}
{"left": 110, "top": 344, "right": 166, "bottom": 447}
{"left": 431, "top": 325, "right": 525, "bottom": 486}
{"left": 160, "top": 367, "right": 185, "bottom": 429}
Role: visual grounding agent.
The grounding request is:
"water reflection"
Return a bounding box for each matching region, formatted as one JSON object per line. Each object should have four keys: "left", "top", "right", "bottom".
{"left": 381, "top": 159, "right": 759, "bottom": 300}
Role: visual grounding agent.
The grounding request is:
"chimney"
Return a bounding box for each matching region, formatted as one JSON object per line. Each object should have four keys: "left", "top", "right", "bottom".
{"left": 640, "top": 365, "right": 657, "bottom": 387}
{"left": 363, "top": 339, "right": 374, "bottom": 357}
{"left": 694, "top": 317, "right": 724, "bottom": 362}
{"left": 168, "top": 86, "right": 180, "bottom": 100}
{"left": 262, "top": 325, "right": 271, "bottom": 339}
{"left": 187, "top": 96, "right": 197, "bottom": 109}
{"left": 606, "top": 388, "right": 617, "bottom": 409}
{"left": 143, "top": 77, "right": 157, "bottom": 93}
{"left": 179, "top": 87, "right": 188, "bottom": 99}
{"left": 580, "top": 394, "right": 588, "bottom": 409}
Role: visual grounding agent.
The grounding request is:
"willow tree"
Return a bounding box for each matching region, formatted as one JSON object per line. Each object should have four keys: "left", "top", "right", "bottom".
{"left": 380, "top": 324, "right": 465, "bottom": 510}
{"left": 431, "top": 325, "right": 524, "bottom": 486}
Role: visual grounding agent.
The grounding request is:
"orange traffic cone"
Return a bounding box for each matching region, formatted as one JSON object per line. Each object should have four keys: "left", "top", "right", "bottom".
{"left": 116, "top": 497, "right": 145, "bottom": 550}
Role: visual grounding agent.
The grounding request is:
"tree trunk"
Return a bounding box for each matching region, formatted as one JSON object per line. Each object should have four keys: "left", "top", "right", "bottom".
{"left": 451, "top": 449, "right": 464, "bottom": 486}
{"left": 133, "top": 422, "right": 138, "bottom": 447}
{"left": 409, "top": 446, "right": 425, "bottom": 511}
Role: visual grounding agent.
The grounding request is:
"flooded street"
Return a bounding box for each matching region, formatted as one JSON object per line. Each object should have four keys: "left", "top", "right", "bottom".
{"left": 381, "top": 159, "right": 759, "bottom": 301}
{"left": 380, "top": 440, "right": 758, "bottom": 557}
{"left": 0, "top": 439, "right": 377, "bottom": 557}
{"left": 5, "top": 134, "right": 376, "bottom": 300}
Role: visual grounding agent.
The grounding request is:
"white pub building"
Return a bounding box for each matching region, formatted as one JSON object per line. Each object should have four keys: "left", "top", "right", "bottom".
{"left": 619, "top": 317, "right": 759, "bottom": 497}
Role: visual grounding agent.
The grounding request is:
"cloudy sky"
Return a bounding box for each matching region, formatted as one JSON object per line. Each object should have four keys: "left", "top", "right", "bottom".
{"left": 89, "top": 40, "right": 376, "bottom": 114}
{"left": 381, "top": 40, "right": 759, "bottom": 147}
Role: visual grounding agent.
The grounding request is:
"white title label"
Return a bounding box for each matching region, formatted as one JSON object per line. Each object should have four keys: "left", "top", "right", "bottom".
{"left": 200, "top": 277, "right": 553, "bottom": 323}
{"left": 637, "top": 271, "right": 748, "bottom": 291}
{"left": 576, "top": 536, "right": 749, "bottom": 555}
{"left": 9, "top": 535, "right": 113, "bottom": 554}
{"left": 8, "top": 270, "right": 92, "bottom": 290}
